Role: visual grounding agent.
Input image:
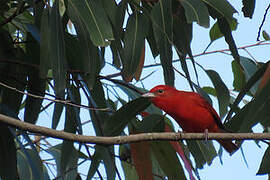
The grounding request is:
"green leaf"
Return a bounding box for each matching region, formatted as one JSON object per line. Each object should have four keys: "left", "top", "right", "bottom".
{"left": 206, "top": 70, "right": 230, "bottom": 118}
{"left": 172, "top": 9, "right": 194, "bottom": 90}
{"left": 231, "top": 60, "right": 246, "bottom": 91}
{"left": 151, "top": 0, "right": 174, "bottom": 86}
{"left": 52, "top": 90, "right": 65, "bottom": 129}
{"left": 263, "top": 30, "right": 270, "bottom": 41}
{"left": 60, "top": 90, "right": 79, "bottom": 179}
{"left": 239, "top": 56, "right": 258, "bottom": 95}
{"left": 217, "top": 17, "right": 240, "bottom": 62}
{"left": 209, "top": 18, "right": 238, "bottom": 42}
{"left": 242, "top": 0, "right": 255, "bottom": 18}
{"left": 240, "top": 80, "right": 270, "bottom": 132}
{"left": 0, "top": 124, "right": 18, "bottom": 180}
{"left": 88, "top": 80, "right": 109, "bottom": 136}
{"left": 119, "top": 145, "right": 139, "bottom": 179}
{"left": 87, "top": 145, "right": 116, "bottom": 180}
{"left": 49, "top": 1, "right": 67, "bottom": 95}
{"left": 180, "top": 0, "right": 210, "bottom": 27}
{"left": 24, "top": 70, "right": 46, "bottom": 124}
{"left": 257, "top": 146, "right": 270, "bottom": 175}
{"left": 103, "top": 97, "right": 151, "bottom": 136}
{"left": 151, "top": 141, "right": 186, "bottom": 179}
{"left": 186, "top": 140, "right": 217, "bottom": 169}
{"left": 69, "top": 0, "right": 114, "bottom": 46}
{"left": 17, "top": 150, "right": 32, "bottom": 180}
{"left": 135, "top": 114, "right": 165, "bottom": 133}
{"left": 40, "top": 8, "right": 50, "bottom": 78}
{"left": 67, "top": 2, "right": 102, "bottom": 89}
{"left": 122, "top": 13, "right": 149, "bottom": 81}
{"left": 202, "top": 0, "right": 237, "bottom": 19}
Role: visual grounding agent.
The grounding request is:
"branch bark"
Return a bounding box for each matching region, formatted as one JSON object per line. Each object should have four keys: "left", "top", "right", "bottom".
{"left": 1, "top": 113, "right": 270, "bottom": 145}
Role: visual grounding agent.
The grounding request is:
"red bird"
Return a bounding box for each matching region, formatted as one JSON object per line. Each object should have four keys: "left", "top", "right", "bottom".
{"left": 142, "top": 85, "right": 238, "bottom": 154}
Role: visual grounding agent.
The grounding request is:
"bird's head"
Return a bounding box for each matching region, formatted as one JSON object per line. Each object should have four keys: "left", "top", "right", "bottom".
{"left": 142, "top": 85, "right": 178, "bottom": 109}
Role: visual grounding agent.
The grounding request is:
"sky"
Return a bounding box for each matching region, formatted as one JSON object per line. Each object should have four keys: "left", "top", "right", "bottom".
{"left": 30, "top": 1, "right": 270, "bottom": 179}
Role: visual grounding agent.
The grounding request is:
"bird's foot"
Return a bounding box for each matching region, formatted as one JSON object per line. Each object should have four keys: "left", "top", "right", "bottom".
{"left": 204, "top": 129, "right": 209, "bottom": 141}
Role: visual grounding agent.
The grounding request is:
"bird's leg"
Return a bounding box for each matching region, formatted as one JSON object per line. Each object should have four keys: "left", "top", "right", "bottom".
{"left": 204, "top": 129, "right": 209, "bottom": 141}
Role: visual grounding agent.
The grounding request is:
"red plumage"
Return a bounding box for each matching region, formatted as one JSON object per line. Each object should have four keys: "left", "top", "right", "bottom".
{"left": 143, "top": 85, "right": 238, "bottom": 154}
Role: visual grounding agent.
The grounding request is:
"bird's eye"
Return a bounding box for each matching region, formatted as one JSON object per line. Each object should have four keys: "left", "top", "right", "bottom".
{"left": 157, "top": 89, "right": 164, "bottom": 94}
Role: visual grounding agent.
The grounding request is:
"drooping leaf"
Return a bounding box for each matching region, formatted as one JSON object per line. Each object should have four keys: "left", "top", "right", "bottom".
{"left": 257, "top": 146, "right": 270, "bottom": 175}
{"left": 217, "top": 17, "right": 240, "bottom": 63}
{"left": 119, "top": 145, "right": 139, "bottom": 179}
{"left": 103, "top": 97, "right": 151, "bottom": 136}
{"left": 206, "top": 70, "right": 230, "bottom": 118}
{"left": 239, "top": 56, "right": 259, "bottom": 95}
{"left": 165, "top": 125, "right": 196, "bottom": 180}
{"left": 49, "top": 1, "right": 67, "bottom": 95}
{"left": 52, "top": 90, "right": 65, "bottom": 129}
{"left": 186, "top": 140, "right": 217, "bottom": 169}
{"left": 24, "top": 70, "right": 46, "bottom": 124}
{"left": 239, "top": 80, "right": 270, "bottom": 132}
{"left": 231, "top": 60, "right": 246, "bottom": 92}
{"left": 40, "top": 7, "right": 50, "bottom": 78}
{"left": 122, "top": 13, "right": 149, "bottom": 82}
{"left": 67, "top": 3, "right": 102, "bottom": 89}
{"left": 242, "top": 0, "right": 255, "bottom": 18}
{"left": 151, "top": 0, "right": 174, "bottom": 86}
{"left": 151, "top": 141, "right": 186, "bottom": 179}
{"left": 172, "top": 5, "right": 194, "bottom": 90}
{"left": 202, "top": 0, "right": 237, "bottom": 19}
{"left": 0, "top": 124, "right": 18, "bottom": 180}
{"left": 130, "top": 135, "right": 154, "bottom": 180}
{"left": 60, "top": 88, "right": 79, "bottom": 179}
{"left": 87, "top": 145, "right": 116, "bottom": 180}
{"left": 180, "top": 0, "right": 210, "bottom": 27}
{"left": 69, "top": 0, "right": 114, "bottom": 46}
{"left": 17, "top": 150, "right": 32, "bottom": 180}
{"left": 258, "top": 63, "right": 270, "bottom": 93}
{"left": 209, "top": 18, "right": 238, "bottom": 42}
{"left": 134, "top": 43, "right": 146, "bottom": 81}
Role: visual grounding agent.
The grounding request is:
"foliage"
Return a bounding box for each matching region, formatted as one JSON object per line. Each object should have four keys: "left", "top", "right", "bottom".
{"left": 0, "top": 0, "right": 269, "bottom": 179}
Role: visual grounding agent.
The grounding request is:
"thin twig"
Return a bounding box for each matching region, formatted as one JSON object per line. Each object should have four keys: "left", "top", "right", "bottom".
{"left": 0, "top": 81, "right": 110, "bottom": 112}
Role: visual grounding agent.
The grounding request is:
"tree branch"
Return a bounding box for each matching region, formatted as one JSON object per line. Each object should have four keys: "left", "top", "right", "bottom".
{"left": 1, "top": 114, "right": 270, "bottom": 145}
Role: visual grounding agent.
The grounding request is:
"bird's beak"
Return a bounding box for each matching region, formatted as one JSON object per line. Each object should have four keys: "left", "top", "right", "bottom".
{"left": 142, "top": 92, "right": 156, "bottom": 98}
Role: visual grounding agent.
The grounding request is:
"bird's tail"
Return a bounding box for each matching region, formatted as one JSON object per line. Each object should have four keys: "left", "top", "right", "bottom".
{"left": 217, "top": 140, "right": 239, "bottom": 155}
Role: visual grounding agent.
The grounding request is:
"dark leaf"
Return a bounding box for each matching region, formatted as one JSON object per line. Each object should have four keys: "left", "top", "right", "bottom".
{"left": 151, "top": 0, "right": 174, "bottom": 86}
{"left": 119, "top": 145, "right": 139, "bottom": 179}
{"left": 151, "top": 141, "right": 187, "bottom": 179}
{"left": 0, "top": 124, "right": 18, "bottom": 180}
{"left": 242, "top": 0, "right": 255, "bottom": 18}
{"left": 103, "top": 97, "right": 151, "bottom": 136}
{"left": 209, "top": 18, "right": 238, "bottom": 42}
{"left": 40, "top": 7, "right": 50, "bottom": 78}
{"left": 49, "top": 1, "right": 67, "bottom": 95}
{"left": 257, "top": 146, "right": 270, "bottom": 175}
{"left": 24, "top": 70, "right": 46, "bottom": 124}
{"left": 217, "top": 17, "right": 240, "bottom": 63}
{"left": 69, "top": 0, "right": 114, "bottom": 46}
{"left": 202, "top": 0, "right": 237, "bottom": 19}
{"left": 122, "top": 13, "right": 149, "bottom": 82}
{"left": 67, "top": 3, "right": 102, "bottom": 89}
{"left": 180, "top": 0, "right": 210, "bottom": 27}
{"left": 231, "top": 60, "right": 246, "bottom": 92}
{"left": 206, "top": 70, "right": 230, "bottom": 118}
